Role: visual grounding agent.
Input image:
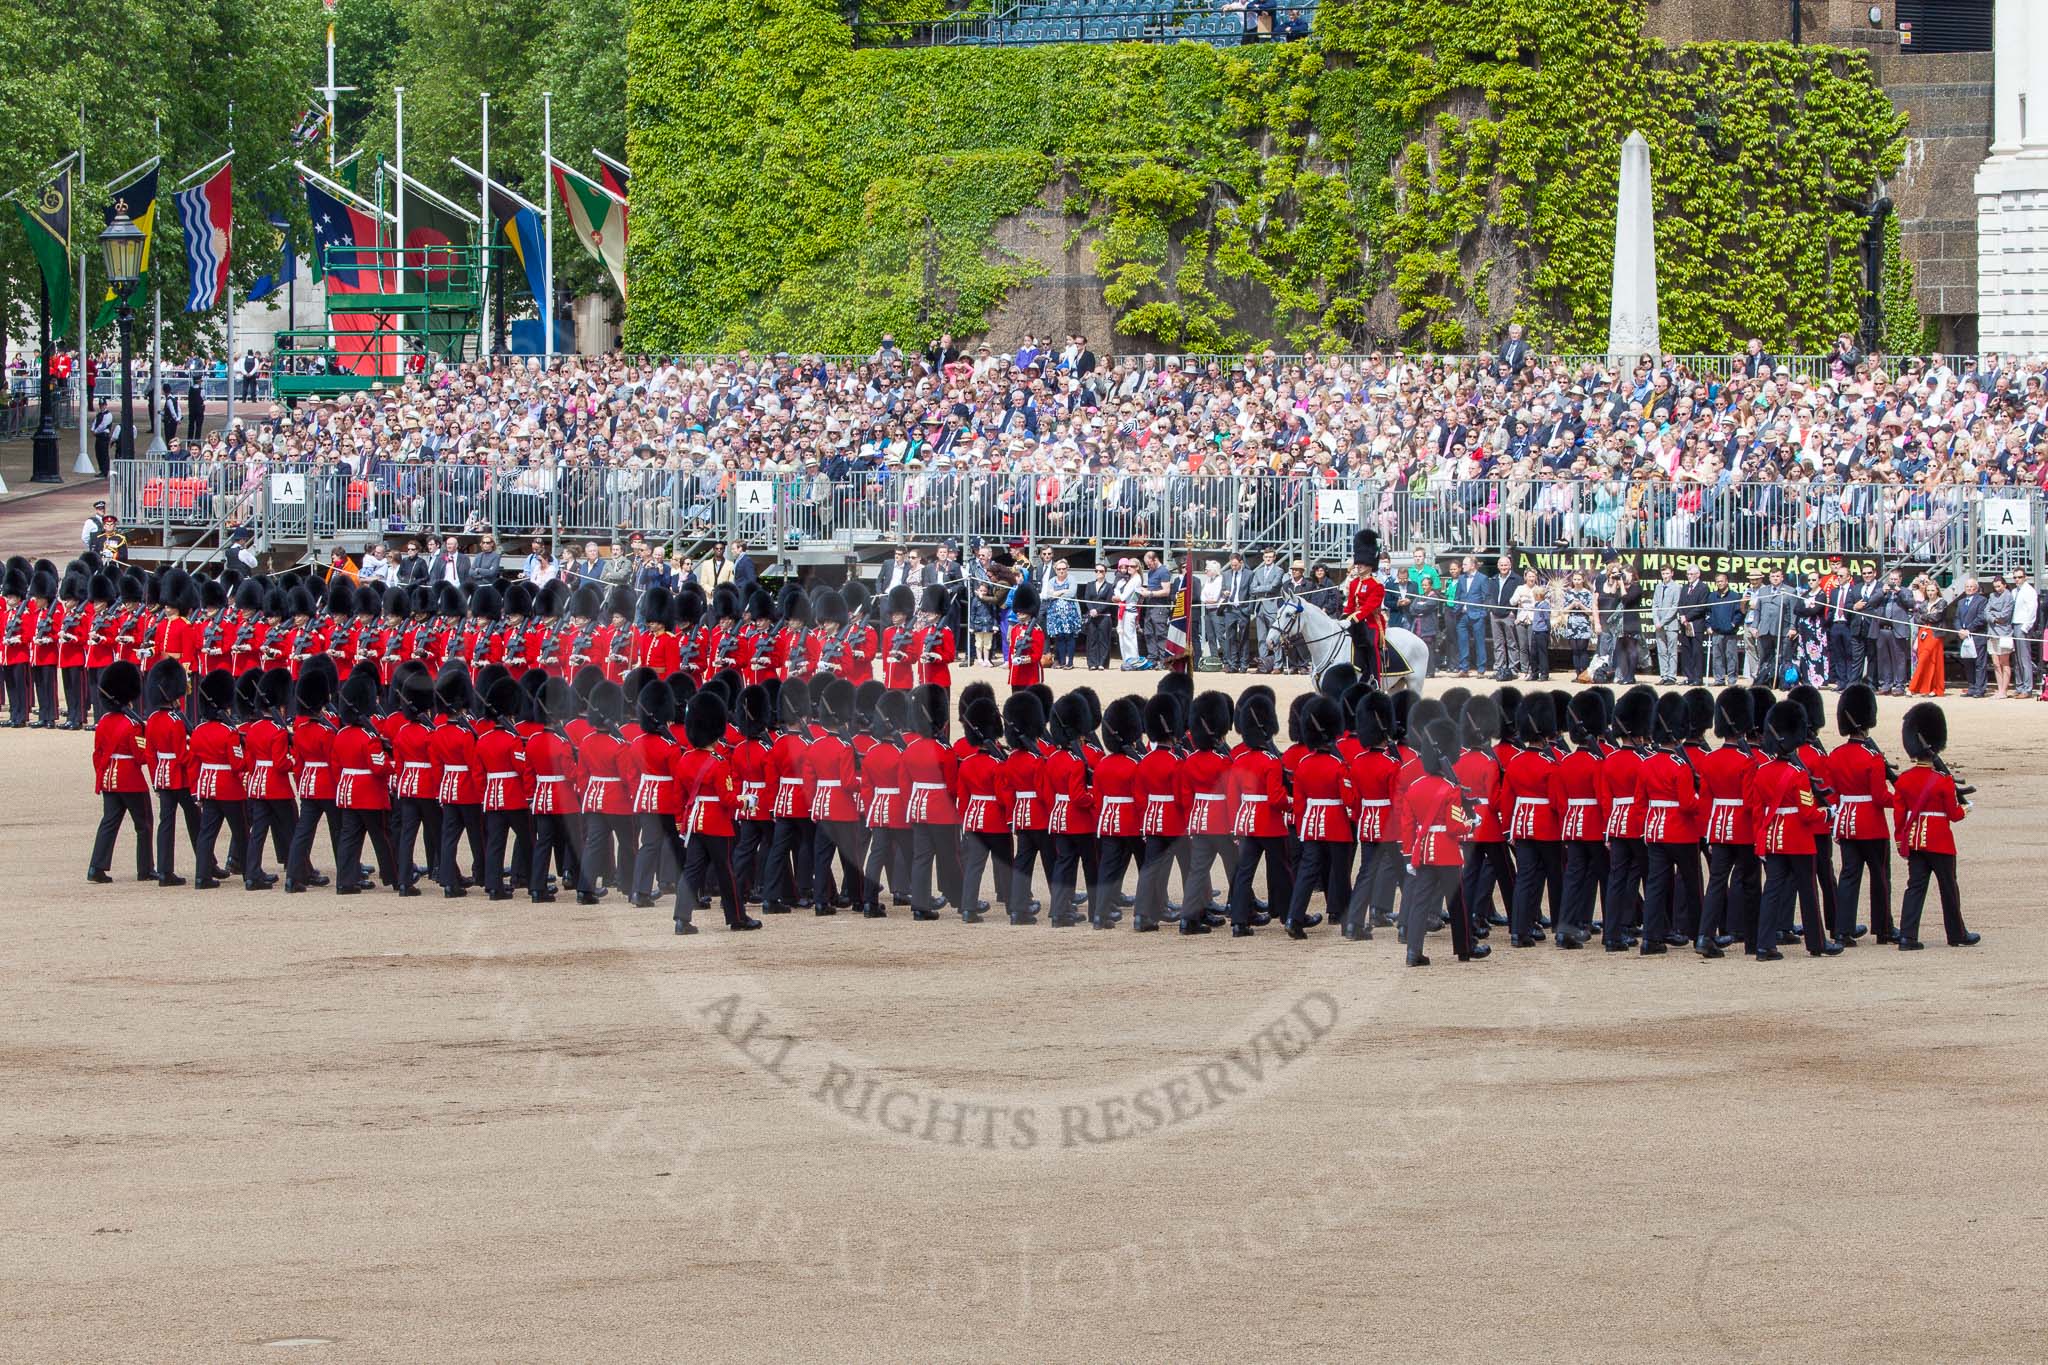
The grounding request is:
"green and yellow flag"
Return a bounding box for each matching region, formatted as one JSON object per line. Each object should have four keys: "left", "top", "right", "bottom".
{"left": 93, "top": 160, "right": 160, "bottom": 328}
{"left": 13, "top": 162, "right": 74, "bottom": 337}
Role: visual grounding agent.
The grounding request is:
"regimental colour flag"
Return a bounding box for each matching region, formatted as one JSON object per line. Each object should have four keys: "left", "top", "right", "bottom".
{"left": 94, "top": 161, "right": 160, "bottom": 328}
{"left": 174, "top": 162, "right": 234, "bottom": 313}
{"left": 13, "top": 162, "right": 73, "bottom": 337}
{"left": 550, "top": 158, "right": 626, "bottom": 299}
{"left": 1165, "top": 553, "right": 1193, "bottom": 660}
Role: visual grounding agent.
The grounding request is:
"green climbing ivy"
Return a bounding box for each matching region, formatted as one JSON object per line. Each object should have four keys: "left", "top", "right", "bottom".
{"left": 1879, "top": 210, "right": 1936, "bottom": 355}
{"left": 625, "top": 0, "right": 1917, "bottom": 355}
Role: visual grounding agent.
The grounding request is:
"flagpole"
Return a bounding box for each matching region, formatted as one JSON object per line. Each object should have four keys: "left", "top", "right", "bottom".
{"left": 74, "top": 101, "right": 93, "bottom": 476}
{"left": 479, "top": 92, "right": 490, "bottom": 364}
{"left": 148, "top": 113, "right": 162, "bottom": 454}
{"left": 394, "top": 84, "right": 406, "bottom": 309}
{"left": 543, "top": 90, "right": 555, "bottom": 362}
{"left": 225, "top": 102, "right": 236, "bottom": 434}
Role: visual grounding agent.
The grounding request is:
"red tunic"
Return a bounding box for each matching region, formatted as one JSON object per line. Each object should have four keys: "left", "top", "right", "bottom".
{"left": 673, "top": 747, "right": 739, "bottom": 836}
{"left": 1452, "top": 749, "right": 1507, "bottom": 844}
{"left": 956, "top": 748, "right": 1011, "bottom": 834}
{"left": 31, "top": 601, "right": 67, "bottom": 668}
{"left": 769, "top": 732, "right": 814, "bottom": 820}
{"left": 1093, "top": 751, "right": 1142, "bottom": 838}
{"left": 1694, "top": 744, "right": 1759, "bottom": 844}
{"left": 1828, "top": 739, "right": 1894, "bottom": 841}
{"left": 1554, "top": 747, "right": 1606, "bottom": 842}
{"left": 901, "top": 735, "right": 960, "bottom": 825}
{"left": 145, "top": 711, "right": 191, "bottom": 792}
{"left": 477, "top": 725, "right": 531, "bottom": 811}
{"left": 624, "top": 731, "right": 681, "bottom": 815}
{"left": 59, "top": 602, "right": 93, "bottom": 670}
{"left": 1135, "top": 747, "right": 1184, "bottom": 837}
{"left": 0, "top": 599, "right": 29, "bottom": 667}
{"left": 1347, "top": 747, "right": 1403, "bottom": 843}
{"left": 529, "top": 728, "right": 577, "bottom": 814}
{"left": 1006, "top": 624, "right": 1045, "bottom": 688}
{"left": 578, "top": 731, "right": 628, "bottom": 815}
{"left": 913, "top": 624, "right": 955, "bottom": 689}
{"left": 1180, "top": 749, "right": 1231, "bottom": 837}
{"left": 241, "top": 718, "right": 297, "bottom": 800}
{"left": 1893, "top": 764, "right": 1964, "bottom": 855}
{"left": 1000, "top": 747, "right": 1044, "bottom": 832}
{"left": 805, "top": 734, "right": 861, "bottom": 822}
{"left": 637, "top": 629, "right": 680, "bottom": 676}
{"left": 1754, "top": 759, "right": 1827, "bottom": 855}
{"left": 292, "top": 717, "right": 340, "bottom": 801}
{"left": 430, "top": 718, "right": 483, "bottom": 805}
{"left": 864, "top": 741, "right": 909, "bottom": 830}
{"left": 1637, "top": 751, "right": 1701, "bottom": 844}
{"left": 1499, "top": 747, "right": 1563, "bottom": 840}
{"left": 188, "top": 718, "right": 247, "bottom": 800}
{"left": 1397, "top": 774, "right": 1467, "bottom": 866}
{"left": 1600, "top": 745, "right": 1647, "bottom": 839}
{"left": 1044, "top": 746, "right": 1095, "bottom": 835}
{"left": 93, "top": 712, "right": 150, "bottom": 794}
{"left": 1226, "top": 749, "right": 1288, "bottom": 838}
{"left": 1291, "top": 749, "right": 1357, "bottom": 842}
{"left": 333, "top": 725, "right": 393, "bottom": 810}
{"left": 880, "top": 626, "right": 918, "bottom": 691}
{"left": 391, "top": 718, "right": 436, "bottom": 801}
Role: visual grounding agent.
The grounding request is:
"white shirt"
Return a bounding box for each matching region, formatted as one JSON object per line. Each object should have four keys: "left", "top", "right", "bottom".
{"left": 82, "top": 515, "right": 102, "bottom": 550}
{"left": 2014, "top": 581, "right": 2038, "bottom": 631}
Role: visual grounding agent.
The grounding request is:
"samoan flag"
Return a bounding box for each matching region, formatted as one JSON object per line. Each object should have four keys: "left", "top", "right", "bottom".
{"left": 304, "top": 176, "right": 395, "bottom": 376}
{"left": 174, "top": 163, "right": 233, "bottom": 312}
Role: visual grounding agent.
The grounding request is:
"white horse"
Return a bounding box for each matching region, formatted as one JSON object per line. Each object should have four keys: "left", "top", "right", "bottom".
{"left": 1261, "top": 588, "right": 1431, "bottom": 692}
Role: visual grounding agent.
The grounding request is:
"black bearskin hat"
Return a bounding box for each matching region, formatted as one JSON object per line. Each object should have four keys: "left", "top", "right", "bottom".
{"left": 1713, "top": 686, "right": 1753, "bottom": 741}
{"left": 1837, "top": 682, "right": 1878, "bottom": 736}
{"left": 1354, "top": 690, "right": 1392, "bottom": 748}
{"left": 1236, "top": 691, "right": 1278, "bottom": 748}
{"left": 964, "top": 694, "right": 1005, "bottom": 749}
{"left": 1190, "top": 691, "right": 1234, "bottom": 751}
{"left": 144, "top": 658, "right": 189, "bottom": 711}
{"left": 1318, "top": 663, "right": 1358, "bottom": 701}
{"left": 738, "top": 683, "right": 773, "bottom": 739}
{"left": 675, "top": 583, "right": 706, "bottom": 627}
{"left": 1143, "top": 693, "right": 1181, "bottom": 745}
{"left": 779, "top": 677, "right": 812, "bottom": 729}
{"left": 1461, "top": 694, "right": 1500, "bottom": 751}
{"left": 435, "top": 668, "right": 474, "bottom": 715}
{"left": 1763, "top": 700, "right": 1808, "bottom": 758}
{"left": 1682, "top": 686, "right": 1715, "bottom": 743}
{"left": 1415, "top": 717, "right": 1457, "bottom": 780}
{"left": 1652, "top": 691, "right": 1687, "bottom": 746}
{"left": 1788, "top": 683, "right": 1826, "bottom": 736}
{"left": 910, "top": 683, "right": 948, "bottom": 739}
{"left": 1516, "top": 690, "right": 1557, "bottom": 745}
{"left": 1301, "top": 694, "right": 1344, "bottom": 748}
{"left": 684, "top": 691, "right": 727, "bottom": 750}
{"left": 1101, "top": 695, "right": 1145, "bottom": 753}
{"left": 1614, "top": 685, "right": 1656, "bottom": 739}
{"left": 886, "top": 584, "right": 916, "bottom": 620}
{"left": 919, "top": 583, "right": 950, "bottom": 616}
{"left": 1902, "top": 701, "right": 1946, "bottom": 760}
{"left": 259, "top": 667, "right": 293, "bottom": 713}
{"left": 1049, "top": 693, "right": 1093, "bottom": 747}
{"left": 874, "top": 688, "right": 910, "bottom": 742}
{"left": 98, "top": 659, "right": 143, "bottom": 708}
{"left": 294, "top": 668, "right": 333, "bottom": 718}
{"left": 1004, "top": 691, "right": 1047, "bottom": 748}
{"left": 1352, "top": 528, "right": 1381, "bottom": 570}
{"left": 637, "top": 677, "right": 677, "bottom": 730}
{"left": 587, "top": 680, "right": 624, "bottom": 729}
{"left": 1011, "top": 583, "right": 1040, "bottom": 617}
{"left": 197, "top": 668, "right": 236, "bottom": 715}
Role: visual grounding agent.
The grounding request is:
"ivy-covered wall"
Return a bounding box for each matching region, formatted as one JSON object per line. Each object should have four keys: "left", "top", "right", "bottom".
{"left": 625, "top": 0, "right": 1911, "bottom": 355}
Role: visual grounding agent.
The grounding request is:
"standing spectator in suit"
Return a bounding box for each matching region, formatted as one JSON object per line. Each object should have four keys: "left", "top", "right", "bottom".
{"left": 1986, "top": 574, "right": 2017, "bottom": 698}
{"left": 1875, "top": 569, "right": 1914, "bottom": 695}
{"left": 875, "top": 548, "right": 909, "bottom": 597}
{"left": 1819, "top": 570, "right": 1866, "bottom": 688}
{"left": 1078, "top": 563, "right": 1117, "bottom": 669}
{"left": 397, "top": 540, "right": 429, "bottom": 587}
{"left": 185, "top": 366, "right": 205, "bottom": 440}
{"left": 1676, "top": 563, "right": 1712, "bottom": 685}
{"left": 1248, "top": 549, "right": 1285, "bottom": 669}
{"left": 428, "top": 540, "right": 471, "bottom": 590}
{"left": 2013, "top": 568, "right": 2038, "bottom": 695}
{"left": 1705, "top": 572, "right": 1744, "bottom": 685}
{"left": 1749, "top": 567, "right": 1797, "bottom": 684}
{"left": 1951, "top": 576, "right": 1988, "bottom": 696}
{"left": 1215, "top": 552, "right": 1254, "bottom": 672}
{"left": 1650, "top": 565, "right": 1683, "bottom": 683}
{"left": 1484, "top": 555, "right": 1519, "bottom": 680}
{"left": 1450, "top": 556, "right": 1488, "bottom": 676}
{"left": 1496, "top": 322, "right": 1531, "bottom": 380}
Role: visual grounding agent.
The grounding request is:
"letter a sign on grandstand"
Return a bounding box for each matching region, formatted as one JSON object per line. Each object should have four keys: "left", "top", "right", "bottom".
{"left": 269, "top": 472, "right": 306, "bottom": 505}
{"left": 734, "top": 480, "right": 775, "bottom": 516}
{"left": 1983, "top": 496, "right": 2030, "bottom": 537}
{"left": 1315, "top": 488, "right": 1361, "bottom": 525}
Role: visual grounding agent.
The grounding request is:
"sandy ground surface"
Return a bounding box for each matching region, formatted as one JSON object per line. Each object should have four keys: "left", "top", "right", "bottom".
{"left": 4, "top": 668, "right": 2046, "bottom": 1363}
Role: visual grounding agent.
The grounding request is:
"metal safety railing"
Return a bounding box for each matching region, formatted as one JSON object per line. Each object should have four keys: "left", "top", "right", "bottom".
{"left": 100, "top": 458, "right": 2048, "bottom": 582}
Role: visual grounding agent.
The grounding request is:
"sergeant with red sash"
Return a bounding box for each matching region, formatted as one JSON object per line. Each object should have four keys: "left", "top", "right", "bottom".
{"left": 1829, "top": 684, "right": 1896, "bottom": 944}
{"left": 1396, "top": 714, "right": 1483, "bottom": 966}
{"left": 1894, "top": 702, "right": 1977, "bottom": 951}
{"left": 86, "top": 660, "right": 153, "bottom": 883}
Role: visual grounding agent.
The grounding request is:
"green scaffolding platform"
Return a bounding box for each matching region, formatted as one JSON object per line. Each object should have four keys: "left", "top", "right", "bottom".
{"left": 272, "top": 242, "right": 504, "bottom": 402}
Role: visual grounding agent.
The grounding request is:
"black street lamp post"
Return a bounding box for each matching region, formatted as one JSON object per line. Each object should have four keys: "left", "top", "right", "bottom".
{"left": 98, "top": 211, "right": 144, "bottom": 463}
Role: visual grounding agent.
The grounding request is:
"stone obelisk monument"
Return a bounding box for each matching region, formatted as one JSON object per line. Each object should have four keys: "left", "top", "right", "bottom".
{"left": 1607, "top": 130, "right": 1659, "bottom": 362}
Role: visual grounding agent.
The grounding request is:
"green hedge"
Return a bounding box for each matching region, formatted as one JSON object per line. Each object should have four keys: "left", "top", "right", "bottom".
{"left": 625, "top": 0, "right": 1910, "bottom": 355}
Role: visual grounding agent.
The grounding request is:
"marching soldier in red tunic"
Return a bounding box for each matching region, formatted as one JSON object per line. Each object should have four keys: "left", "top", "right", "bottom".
{"left": 1177, "top": 691, "right": 1236, "bottom": 937}
{"left": 880, "top": 586, "right": 919, "bottom": 691}
{"left": 1753, "top": 700, "right": 1842, "bottom": 959}
{"left": 1637, "top": 692, "right": 1702, "bottom": 955}
{"left": 1007, "top": 585, "right": 1046, "bottom": 689}
{"left": 913, "top": 585, "right": 956, "bottom": 689}
{"left": 385, "top": 670, "right": 437, "bottom": 898}
{"left": 239, "top": 668, "right": 298, "bottom": 891}
{"left": 1285, "top": 694, "right": 1355, "bottom": 938}
{"left": 1696, "top": 687, "right": 1760, "bottom": 955}
{"left": 431, "top": 670, "right": 485, "bottom": 898}
{"left": 527, "top": 678, "right": 581, "bottom": 904}
{"left": 1225, "top": 691, "right": 1292, "bottom": 936}
{"left": 1500, "top": 691, "right": 1564, "bottom": 947}
{"left": 1599, "top": 686, "right": 1654, "bottom": 950}
{"left": 954, "top": 692, "right": 1011, "bottom": 925}
{"left": 1344, "top": 530, "right": 1387, "bottom": 685}
{"left": 1089, "top": 695, "right": 1145, "bottom": 930}
{"left": 1556, "top": 691, "right": 1611, "bottom": 948}
{"left": 728, "top": 683, "right": 777, "bottom": 911}
{"left": 1830, "top": 684, "right": 1897, "bottom": 944}
{"left": 1129, "top": 694, "right": 1185, "bottom": 932}
{"left": 806, "top": 678, "right": 868, "bottom": 913}
{"left": 672, "top": 690, "right": 757, "bottom": 934}
{"left": 858, "top": 689, "right": 913, "bottom": 917}
{"left": 903, "top": 683, "right": 962, "bottom": 918}
{"left": 144, "top": 657, "right": 204, "bottom": 886}
{"left": 1893, "top": 702, "right": 1977, "bottom": 951}
{"left": 332, "top": 667, "right": 400, "bottom": 895}
{"left": 1002, "top": 691, "right": 1051, "bottom": 925}
{"left": 1451, "top": 694, "right": 1512, "bottom": 944}
{"left": 1396, "top": 715, "right": 1481, "bottom": 966}
{"left": 87, "top": 660, "right": 153, "bottom": 883}
{"left": 188, "top": 669, "right": 250, "bottom": 889}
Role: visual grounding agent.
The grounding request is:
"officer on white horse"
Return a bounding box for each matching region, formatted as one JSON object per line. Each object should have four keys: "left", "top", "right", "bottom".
{"left": 1345, "top": 530, "right": 1388, "bottom": 685}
